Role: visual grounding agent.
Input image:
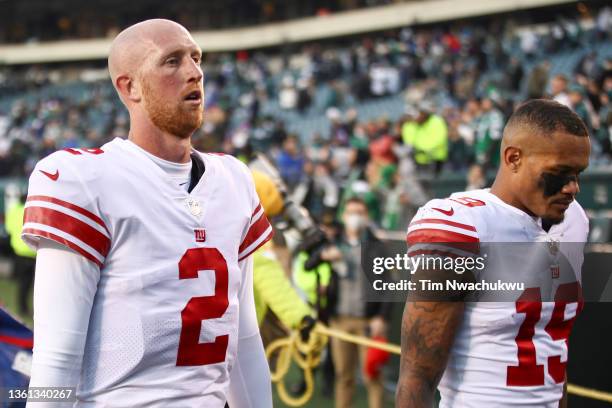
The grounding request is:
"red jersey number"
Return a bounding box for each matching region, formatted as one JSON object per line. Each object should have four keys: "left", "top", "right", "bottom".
{"left": 63, "top": 147, "right": 104, "bottom": 155}
{"left": 506, "top": 283, "right": 582, "bottom": 386}
{"left": 449, "top": 197, "right": 486, "bottom": 207}
{"left": 176, "top": 247, "right": 229, "bottom": 366}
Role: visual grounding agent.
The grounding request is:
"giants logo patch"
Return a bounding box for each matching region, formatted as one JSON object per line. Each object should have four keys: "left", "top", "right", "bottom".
{"left": 194, "top": 229, "right": 206, "bottom": 243}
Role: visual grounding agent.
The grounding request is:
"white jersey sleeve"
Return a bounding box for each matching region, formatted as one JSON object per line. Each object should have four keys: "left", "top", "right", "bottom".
{"left": 27, "top": 239, "right": 99, "bottom": 407}
{"left": 227, "top": 256, "right": 273, "bottom": 407}
{"left": 407, "top": 197, "right": 481, "bottom": 259}
{"left": 22, "top": 150, "right": 110, "bottom": 267}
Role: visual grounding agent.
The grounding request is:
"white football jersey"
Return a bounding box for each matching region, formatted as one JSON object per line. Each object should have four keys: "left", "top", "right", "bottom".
{"left": 407, "top": 188, "right": 589, "bottom": 408}
{"left": 22, "top": 138, "right": 272, "bottom": 407}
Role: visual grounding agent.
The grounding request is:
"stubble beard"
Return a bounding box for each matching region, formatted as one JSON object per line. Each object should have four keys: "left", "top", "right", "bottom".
{"left": 142, "top": 82, "right": 203, "bottom": 139}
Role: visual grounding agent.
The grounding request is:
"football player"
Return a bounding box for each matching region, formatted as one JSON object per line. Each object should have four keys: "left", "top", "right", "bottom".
{"left": 23, "top": 19, "right": 273, "bottom": 407}
{"left": 396, "top": 99, "right": 590, "bottom": 408}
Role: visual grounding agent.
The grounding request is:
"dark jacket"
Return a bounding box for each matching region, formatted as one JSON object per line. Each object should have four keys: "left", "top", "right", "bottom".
{"left": 331, "top": 227, "right": 393, "bottom": 322}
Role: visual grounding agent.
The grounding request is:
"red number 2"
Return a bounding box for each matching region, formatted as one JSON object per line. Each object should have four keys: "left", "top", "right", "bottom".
{"left": 176, "top": 248, "right": 229, "bottom": 366}
{"left": 507, "top": 283, "right": 582, "bottom": 386}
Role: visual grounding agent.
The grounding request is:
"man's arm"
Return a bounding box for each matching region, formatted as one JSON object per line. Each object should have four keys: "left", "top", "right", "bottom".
{"left": 395, "top": 301, "right": 464, "bottom": 408}
{"left": 559, "top": 380, "right": 567, "bottom": 408}
{"left": 27, "top": 239, "right": 99, "bottom": 407}
{"left": 227, "top": 256, "right": 272, "bottom": 408}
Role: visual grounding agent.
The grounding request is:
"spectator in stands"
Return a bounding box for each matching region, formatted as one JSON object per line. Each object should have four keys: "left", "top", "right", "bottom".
{"left": 596, "top": 6, "right": 612, "bottom": 40}
{"left": 568, "top": 85, "right": 595, "bottom": 135}
{"left": 474, "top": 96, "right": 504, "bottom": 170}
{"left": 276, "top": 134, "right": 305, "bottom": 190}
{"left": 279, "top": 75, "right": 298, "bottom": 110}
{"left": 393, "top": 142, "right": 429, "bottom": 227}
{"left": 466, "top": 164, "right": 486, "bottom": 191}
{"left": 446, "top": 115, "right": 474, "bottom": 172}
{"left": 323, "top": 197, "right": 391, "bottom": 408}
{"left": 296, "top": 77, "right": 312, "bottom": 113}
{"left": 401, "top": 101, "right": 448, "bottom": 175}
{"left": 505, "top": 56, "right": 525, "bottom": 93}
{"left": 527, "top": 60, "right": 551, "bottom": 99}
{"left": 297, "top": 161, "right": 340, "bottom": 222}
{"left": 598, "top": 107, "right": 612, "bottom": 158}
{"left": 520, "top": 27, "right": 538, "bottom": 60}
{"left": 550, "top": 74, "right": 571, "bottom": 107}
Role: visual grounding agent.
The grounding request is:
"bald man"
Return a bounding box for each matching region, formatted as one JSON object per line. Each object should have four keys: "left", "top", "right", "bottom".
{"left": 23, "top": 19, "right": 273, "bottom": 407}
{"left": 397, "top": 99, "right": 590, "bottom": 408}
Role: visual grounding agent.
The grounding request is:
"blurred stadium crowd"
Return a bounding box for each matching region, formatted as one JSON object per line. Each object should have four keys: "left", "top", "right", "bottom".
{"left": 0, "top": 5, "right": 611, "bottom": 234}
{"left": 0, "top": 4, "right": 611, "bottom": 407}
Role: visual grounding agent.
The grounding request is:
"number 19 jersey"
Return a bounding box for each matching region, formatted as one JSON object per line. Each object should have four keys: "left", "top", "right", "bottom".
{"left": 23, "top": 138, "right": 272, "bottom": 407}
{"left": 407, "top": 188, "right": 588, "bottom": 407}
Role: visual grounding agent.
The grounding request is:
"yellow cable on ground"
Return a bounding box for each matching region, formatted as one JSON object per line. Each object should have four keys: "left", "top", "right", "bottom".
{"left": 315, "top": 324, "right": 401, "bottom": 355}
{"left": 266, "top": 323, "right": 612, "bottom": 407}
{"left": 266, "top": 324, "right": 327, "bottom": 407}
{"left": 567, "top": 383, "right": 612, "bottom": 404}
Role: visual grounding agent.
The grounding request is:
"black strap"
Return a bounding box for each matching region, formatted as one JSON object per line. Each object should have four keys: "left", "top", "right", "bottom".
{"left": 188, "top": 152, "right": 205, "bottom": 193}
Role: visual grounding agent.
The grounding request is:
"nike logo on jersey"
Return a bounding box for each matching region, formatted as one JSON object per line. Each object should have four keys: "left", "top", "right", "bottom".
{"left": 39, "top": 169, "right": 59, "bottom": 181}
{"left": 432, "top": 207, "right": 454, "bottom": 216}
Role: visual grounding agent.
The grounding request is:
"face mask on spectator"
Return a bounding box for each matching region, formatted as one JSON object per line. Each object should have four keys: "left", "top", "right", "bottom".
{"left": 345, "top": 214, "right": 366, "bottom": 232}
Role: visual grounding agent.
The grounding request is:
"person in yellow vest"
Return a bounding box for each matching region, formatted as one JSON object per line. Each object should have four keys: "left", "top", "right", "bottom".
{"left": 401, "top": 101, "right": 448, "bottom": 174}
{"left": 250, "top": 170, "right": 315, "bottom": 346}
{"left": 5, "top": 194, "right": 36, "bottom": 315}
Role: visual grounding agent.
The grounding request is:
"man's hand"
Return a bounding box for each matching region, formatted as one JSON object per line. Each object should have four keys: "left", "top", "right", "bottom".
{"left": 395, "top": 301, "right": 464, "bottom": 408}
{"left": 320, "top": 245, "right": 342, "bottom": 262}
{"left": 299, "top": 315, "right": 317, "bottom": 342}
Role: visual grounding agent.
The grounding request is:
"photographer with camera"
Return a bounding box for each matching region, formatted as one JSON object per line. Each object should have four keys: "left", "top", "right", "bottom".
{"left": 320, "top": 196, "right": 393, "bottom": 408}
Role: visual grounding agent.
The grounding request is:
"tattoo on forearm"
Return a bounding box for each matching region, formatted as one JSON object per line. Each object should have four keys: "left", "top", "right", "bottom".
{"left": 396, "top": 302, "right": 464, "bottom": 408}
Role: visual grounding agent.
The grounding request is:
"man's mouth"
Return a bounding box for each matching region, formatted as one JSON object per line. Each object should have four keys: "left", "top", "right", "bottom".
{"left": 184, "top": 90, "right": 202, "bottom": 103}
{"left": 551, "top": 198, "right": 573, "bottom": 209}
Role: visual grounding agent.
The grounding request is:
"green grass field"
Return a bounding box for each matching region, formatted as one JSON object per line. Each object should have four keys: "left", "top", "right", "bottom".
{"left": 0, "top": 277, "right": 393, "bottom": 407}
{"left": 0, "top": 276, "right": 32, "bottom": 327}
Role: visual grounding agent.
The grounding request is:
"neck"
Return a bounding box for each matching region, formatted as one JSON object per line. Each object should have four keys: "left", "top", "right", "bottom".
{"left": 128, "top": 112, "right": 192, "bottom": 163}
{"left": 490, "top": 175, "right": 534, "bottom": 216}
{"left": 345, "top": 229, "right": 360, "bottom": 241}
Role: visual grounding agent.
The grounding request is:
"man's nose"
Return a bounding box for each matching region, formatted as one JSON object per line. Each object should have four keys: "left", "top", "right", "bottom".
{"left": 186, "top": 59, "right": 203, "bottom": 83}
{"left": 561, "top": 178, "right": 580, "bottom": 195}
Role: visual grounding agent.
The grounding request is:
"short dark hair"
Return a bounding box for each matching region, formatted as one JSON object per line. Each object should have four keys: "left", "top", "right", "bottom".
{"left": 506, "top": 99, "right": 588, "bottom": 138}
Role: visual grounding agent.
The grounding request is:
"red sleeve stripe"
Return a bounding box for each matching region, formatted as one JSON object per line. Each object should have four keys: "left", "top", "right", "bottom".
{"left": 251, "top": 203, "right": 262, "bottom": 218}
{"left": 239, "top": 213, "right": 271, "bottom": 254}
{"left": 407, "top": 229, "right": 480, "bottom": 254}
{"left": 27, "top": 195, "right": 109, "bottom": 234}
{"left": 22, "top": 228, "right": 103, "bottom": 267}
{"left": 0, "top": 334, "right": 33, "bottom": 349}
{"left": 238, "top": 226, "right": 274, "bottom": 262}
{"left": 25, "top": 201, "right": 109, "bottom": 238}
{"left": 409, "top": 218, "right": 476, "bottom": 232}
{"left": 24, "top": 206, "right": 110, "bottom": 258}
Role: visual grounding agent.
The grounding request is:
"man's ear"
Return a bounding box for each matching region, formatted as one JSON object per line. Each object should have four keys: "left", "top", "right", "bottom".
{"left": 503, "top": 146, "right": 522, "bottom": 173}
{"left": 116, "top": 74, "right": 142, "bottom": 103}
